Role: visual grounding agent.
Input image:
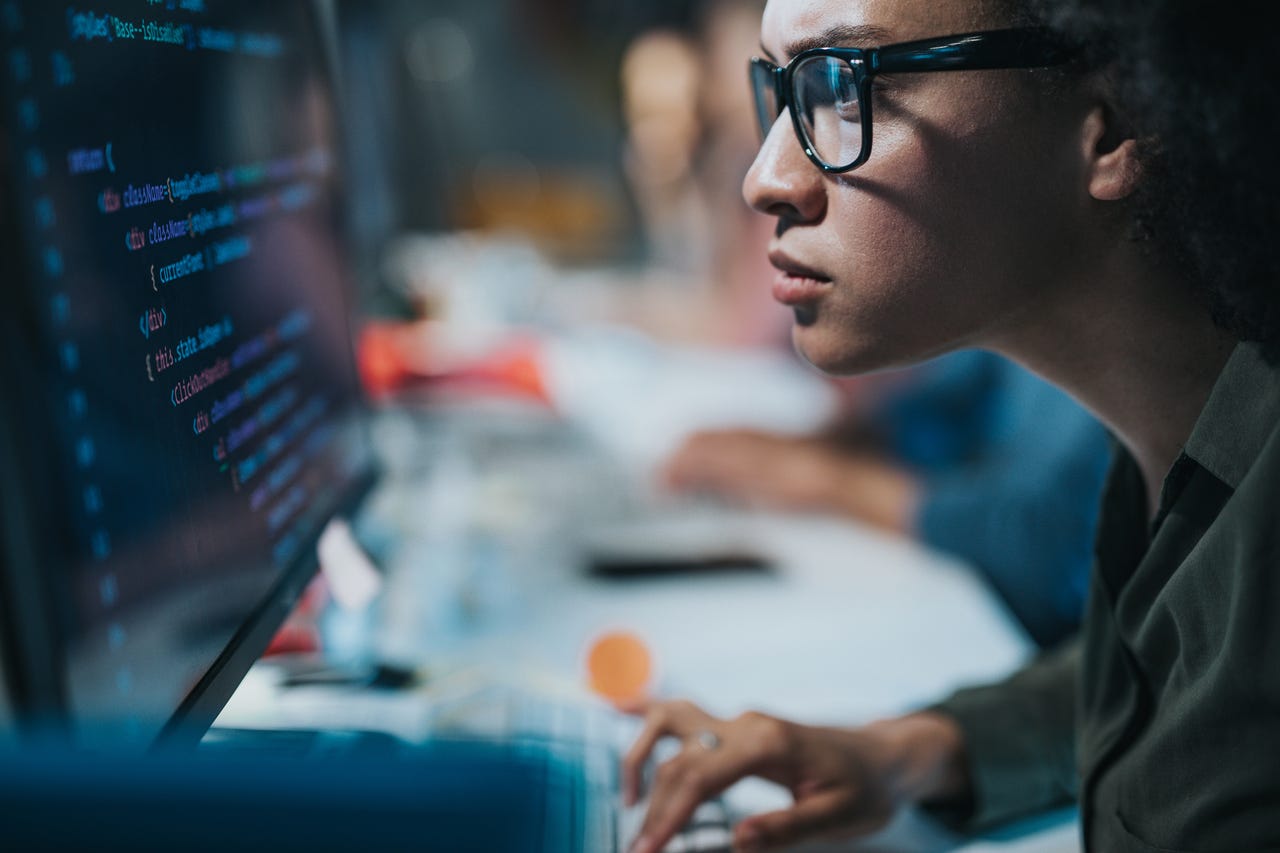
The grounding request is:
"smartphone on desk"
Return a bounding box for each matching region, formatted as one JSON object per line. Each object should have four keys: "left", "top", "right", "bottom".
{"left": 587, "top": 550, "right": 773, "bottom": 579}
{"left": 580, "top": 516, "right": 775, "bottom": 579}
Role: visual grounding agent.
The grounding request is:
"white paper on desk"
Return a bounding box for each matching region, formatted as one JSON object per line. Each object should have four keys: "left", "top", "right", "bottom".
{"left": 318, "top": 518, "right": 381, "bottom": 611}
{"left": 540, "top": 326, "right": 840, "bottom": 474}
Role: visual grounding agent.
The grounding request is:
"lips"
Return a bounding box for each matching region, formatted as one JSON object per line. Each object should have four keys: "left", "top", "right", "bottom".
{"left": 769, "top": 251, "right": 833, "bottom": 307}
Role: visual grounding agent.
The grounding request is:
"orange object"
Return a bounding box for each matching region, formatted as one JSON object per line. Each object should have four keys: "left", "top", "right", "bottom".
{"left": 456, "top": 337, "right": 552, "bottom": 405}
{"left": 356, "top": 322, "right": 411, "bottom": 398}
{"left": 263, "top": 621, "right": 321, "bottom": 657}
{"left": 356, "top": 320, "right": 553, "bottom": 405}
{"left": 262, "top": 575, "right": 329, "bottom": 658}
{"left": 586, "top": 630, "right": 653, "bottom": 706}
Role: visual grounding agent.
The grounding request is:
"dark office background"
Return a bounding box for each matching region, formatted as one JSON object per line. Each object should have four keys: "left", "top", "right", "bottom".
{"left": 333, "top": 0, "right": 710, "bottom": 293}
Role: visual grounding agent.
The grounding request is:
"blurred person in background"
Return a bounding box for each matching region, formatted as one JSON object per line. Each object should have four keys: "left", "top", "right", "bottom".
{"left": 663, "top": 350, "right": 1113, "bottom": 650}
{"left": 619, "top": 0, "right": 1112, "bottom": 650}
{"left": 616, "top": 0, "right": 786, "bottom": 348}
{"left": 619, "top": 27, "right": 709, "bottom": 276}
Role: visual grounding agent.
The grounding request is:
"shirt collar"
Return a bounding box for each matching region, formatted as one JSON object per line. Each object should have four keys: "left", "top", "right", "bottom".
{"left": 1182, "top": 341, "right": 1280, "bottom": 490}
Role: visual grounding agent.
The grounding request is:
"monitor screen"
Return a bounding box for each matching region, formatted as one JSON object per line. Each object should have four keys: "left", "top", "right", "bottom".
{"left": 0, "top": 0, "right": 375, "bottom": 747}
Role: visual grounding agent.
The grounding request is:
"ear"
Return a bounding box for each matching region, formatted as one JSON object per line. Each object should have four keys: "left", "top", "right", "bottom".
{"left": 1081, "top": 106, "right": 1143, "bottom": 202}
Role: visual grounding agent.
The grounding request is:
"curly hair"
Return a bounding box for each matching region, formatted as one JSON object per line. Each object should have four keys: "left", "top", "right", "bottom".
{"left": 1022, "top": 0, "right": 1280, "bottom": 349}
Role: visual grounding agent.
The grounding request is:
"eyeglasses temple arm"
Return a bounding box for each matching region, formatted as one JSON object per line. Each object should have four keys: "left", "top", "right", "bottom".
{"left": 872, "top": 29, "right": 1077, "bottom": 74}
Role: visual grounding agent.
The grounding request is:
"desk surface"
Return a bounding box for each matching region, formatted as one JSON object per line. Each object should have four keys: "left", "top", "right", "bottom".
{"left": 218, "top": 398, "right": 1077, "bottom": 851}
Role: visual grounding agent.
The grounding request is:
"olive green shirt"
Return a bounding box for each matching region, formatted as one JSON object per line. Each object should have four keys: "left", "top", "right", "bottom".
{"left": 936, "top": 341, "right": 1280, "bottom": 851}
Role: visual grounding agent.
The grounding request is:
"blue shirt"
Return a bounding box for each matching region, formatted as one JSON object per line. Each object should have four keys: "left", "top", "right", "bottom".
{"left": 875, "top": 350, "right": 1113, "bottom": 648}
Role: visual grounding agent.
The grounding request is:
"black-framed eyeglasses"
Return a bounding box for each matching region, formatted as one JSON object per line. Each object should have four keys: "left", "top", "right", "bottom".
{"left": 750, "top": 28, "right": 1078, "bottom": 174}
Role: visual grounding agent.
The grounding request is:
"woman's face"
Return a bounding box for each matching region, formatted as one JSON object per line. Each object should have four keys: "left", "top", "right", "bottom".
{"left": 746, "top": 0, "right": 1094, "bottom": 374}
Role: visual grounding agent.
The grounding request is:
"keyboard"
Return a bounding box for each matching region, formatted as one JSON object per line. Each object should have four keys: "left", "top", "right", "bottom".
{"left": 207, "top": 675, "right": 735, "bottom": 853}
{"left": 620, "top": 798, "right": 734, "bottom": 853}
{"left": 420, "top": 677, "right": 736, "bottom": 852}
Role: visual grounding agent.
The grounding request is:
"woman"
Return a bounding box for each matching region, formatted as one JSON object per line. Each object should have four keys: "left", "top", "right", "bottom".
{"left": 623, "top": 0, "right": 1280, "bottom": 851}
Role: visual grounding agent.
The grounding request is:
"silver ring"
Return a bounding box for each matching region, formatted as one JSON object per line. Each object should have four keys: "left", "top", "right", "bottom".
{"left": 694, "top": 730, "right": 720, "bottom": 751}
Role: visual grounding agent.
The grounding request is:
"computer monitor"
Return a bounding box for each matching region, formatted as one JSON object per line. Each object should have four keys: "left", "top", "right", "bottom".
{"left": 0, "top": 0, "right": 376, "bottom": 749}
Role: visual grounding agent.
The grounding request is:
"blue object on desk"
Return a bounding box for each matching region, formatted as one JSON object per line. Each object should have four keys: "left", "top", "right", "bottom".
{"left": 0, "top": 736, "right": 591, "bottom": 852}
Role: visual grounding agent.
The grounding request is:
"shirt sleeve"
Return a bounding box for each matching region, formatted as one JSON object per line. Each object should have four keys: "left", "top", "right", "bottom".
{"left": 927, "top": 637, "right": 1080, "bottom": 830}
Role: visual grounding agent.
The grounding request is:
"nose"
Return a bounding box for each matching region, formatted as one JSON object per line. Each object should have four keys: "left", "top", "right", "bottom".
{"left": 743, "top": 113, "right": 827, "bottom": 224}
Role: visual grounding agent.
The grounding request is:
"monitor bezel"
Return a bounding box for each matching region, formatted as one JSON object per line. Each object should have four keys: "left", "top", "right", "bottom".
{"left": 154, "top": 469, "right": 378, "bottom": 751}
{"left": 0, "top": 83, "right": 74, "bottom": 731}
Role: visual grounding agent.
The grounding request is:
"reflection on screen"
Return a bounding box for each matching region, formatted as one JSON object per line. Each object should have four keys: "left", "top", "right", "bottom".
{"left": 0, "top": 0, "right": 371, "bottom": 744}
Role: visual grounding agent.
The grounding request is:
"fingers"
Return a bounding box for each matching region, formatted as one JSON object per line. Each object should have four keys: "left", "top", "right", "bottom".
{"left": 663, "top": 457, "right": 749, "bottom": 502}
{"left": 626, "top": 708, "right": 799, "bottom": 852}
{"left": 662, "top": 430, "right": 840, "bottom": 511}
{"left": 659, "top": 439, "right": 716, "bottom": 492}
{"left": 661, "top": 430, "right": 765, "bottom": 491}
{"left": 620, "top": 701, "right": 708, "bottom": 807}
{"left": 732, "top": 789, "right": 866, "bottom": 853}
{"left": 624, "top": 711, "right": 902, "bottom": 853}
{"left": 629, "top": 747, "right": 744, "bottom": 853}
{"left": 621, "top": 713, "right": 665, "bottom": 807}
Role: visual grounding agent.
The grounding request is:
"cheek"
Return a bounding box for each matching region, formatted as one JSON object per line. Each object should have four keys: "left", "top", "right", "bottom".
{"left": 799, "top": 144, "right": 1066, "bottom": 371}
{"left": 789, "top": 80, "right": 1085, "bottom": 374}
{"left": 818, "top": 183, "right": 998, "bottom": 360}
{"left": 869, "top": 82, "right": 1080, "bottom": 274}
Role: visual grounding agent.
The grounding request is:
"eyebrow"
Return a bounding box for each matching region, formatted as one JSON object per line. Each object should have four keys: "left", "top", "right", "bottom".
{"left": 764, "top": 23, "right": 894, "bottom": 62}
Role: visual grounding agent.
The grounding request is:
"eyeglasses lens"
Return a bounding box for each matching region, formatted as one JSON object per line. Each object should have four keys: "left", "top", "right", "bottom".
{"left": 793, "top": 55, "right": 862, "bottom": 170}
{"left": 750, "top": 60, "right": 781, "bottom": 141}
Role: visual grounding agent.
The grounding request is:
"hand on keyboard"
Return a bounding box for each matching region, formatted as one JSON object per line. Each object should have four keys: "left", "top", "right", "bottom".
{"left": 621, "top": 796, "right": 733, "bottom": 853}
{"left": 619, "top": 699, "right": 966, "bottom": 853}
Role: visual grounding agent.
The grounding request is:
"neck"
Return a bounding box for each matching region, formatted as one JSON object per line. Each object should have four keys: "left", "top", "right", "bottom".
{"left": 987, "top": 246, "right": 1237, "bottom": 520}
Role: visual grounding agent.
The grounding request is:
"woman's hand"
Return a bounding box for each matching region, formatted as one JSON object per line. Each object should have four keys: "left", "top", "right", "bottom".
{"left": 661, "top": 429, "right": 921, "bottom": 535}
{"left": 621, "top": 700, "right": 971, "bottom": 853}
{"left": 662, "top": 430, "right": 847, "bottom": 511}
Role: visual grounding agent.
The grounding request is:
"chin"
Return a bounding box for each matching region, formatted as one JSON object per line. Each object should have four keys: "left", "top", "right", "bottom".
{"left": 791, "top": 321, "right": 930, "bottom": 377}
